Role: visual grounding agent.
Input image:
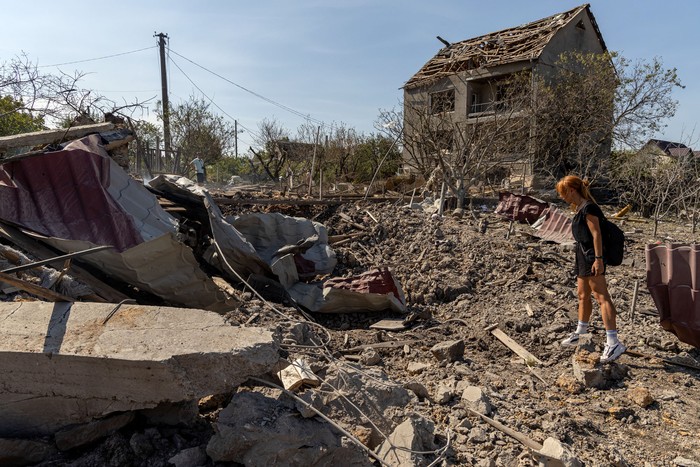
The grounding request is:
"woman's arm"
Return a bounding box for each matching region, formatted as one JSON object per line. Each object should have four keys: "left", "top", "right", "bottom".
{"left": 586, "top": 213, "right": 604, "bottom": 275}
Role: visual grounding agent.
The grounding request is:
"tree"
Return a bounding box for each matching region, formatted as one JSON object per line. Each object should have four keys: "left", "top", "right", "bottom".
{"left": 402, "top": 74, "right": 531, "bottom": 208}
{"left": 1, "top": 53, "right": 152, "bottom": 130}
{"left": 0, "top": 95, "right": 45, "bottom": 136}
{"left": 611, "top": 147, "right": 700, "bottom": 236}
{"left": 250, "top": 118, "right": 291, "bottom": 181}
{"left": 531, "top": 52, "right": 683, "bottom": 181}
{"left": 163, "top": 96, "right": 237, "bottom": 172}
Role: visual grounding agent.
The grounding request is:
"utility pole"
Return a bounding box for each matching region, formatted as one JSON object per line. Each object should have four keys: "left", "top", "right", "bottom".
{"left": 234, "top": 120, "right": 238, "bottom": 158}
{"left": 155, "top": 32, "right": 171, "bottom": 159}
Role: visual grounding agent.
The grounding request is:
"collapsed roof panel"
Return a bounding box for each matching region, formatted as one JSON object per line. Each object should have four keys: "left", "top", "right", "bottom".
{"left": 0, "top": 135, "right": 177, "bottom": 252}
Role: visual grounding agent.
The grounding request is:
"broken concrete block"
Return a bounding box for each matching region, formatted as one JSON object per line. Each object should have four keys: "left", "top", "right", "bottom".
{"left": 0, "top": 302, "right": 279, "bottom": 437}
{"left": 461, "top": 386, "right": 492, "bottom": 416}
{"left": 168, "top": 446, "right": 208, "bottom": 467}
{"left": 207, "top": 391, "right": 370, "bottom": 466}
{"left": 375, "top": 414, "right": 436, "bottom": 467}
{"left": 430, "top": 339, "right": 465, "bottom": 362}
{"left": 55, "top": 412, "right": 135, "bottom": 451}
{"left": 536, "top": 437, "right": 582, "bottom": 467}
{"left": 555, "top": 373, "right": 584, "bottom": 395}
{"left": 276, "top": 358, "right": 321, "bottom": 391}
{"left": 0, "top": 438, "right": 56, "bottom": 466}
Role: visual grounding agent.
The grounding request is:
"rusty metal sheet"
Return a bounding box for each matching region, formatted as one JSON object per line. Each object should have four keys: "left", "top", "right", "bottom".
{"left": 646, "top": 243, "right": 700, "bottom": 348}
{"left": 532, "top": 207, "right": 575, "bottom": 245}
{"left": 495, "top": 191, "right": 549, "bottom": 224}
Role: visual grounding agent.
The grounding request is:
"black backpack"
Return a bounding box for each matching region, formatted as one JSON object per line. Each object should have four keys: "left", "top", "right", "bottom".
{"left": 603, "top": 219, "right": 625, "bottom": 266}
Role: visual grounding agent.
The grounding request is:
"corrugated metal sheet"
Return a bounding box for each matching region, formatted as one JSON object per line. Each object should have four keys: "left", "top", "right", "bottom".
{"left": 495, "top": 191, "right": 549, "bottom": 224}
{"left": 532, "top": 207, "right": 575, "bottom": 245}
{"left": 0, "top": 135, "right": 176, "bottom": 251}
{"left": 646, "top": 244, "right": 700, "bottom": 348}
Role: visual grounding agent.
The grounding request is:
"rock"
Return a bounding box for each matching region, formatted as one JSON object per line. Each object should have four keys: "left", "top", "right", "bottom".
{"left": 404, "top": 381, "right": 430, "bottom": 400}
{"left": 0, "top": 438, "right": 56, "bottom": 466}
{"left": 207, "top": 391, "right": 370, "bottom": 466}
{"left": 360, "top": 349, "right": 382, "bottom": 366}
{"left": 294, "top": 389, "right": 324, "bottom": 418}
{"left": 468, "top": 426, "right": 488, "bottom": 443}
{"left": 55, "top": 412, "right": 135, "bottom": 451}
{"left": 198, "top": 393, "right": 231, "bottom": 412}
{"left": 168, "top": 446, "right": 207, "bottom": 467}
{"left": 627, "top": 387, "right": 655, "bottom": 408}
{"left": 607, "top": 406, "right": 635, "bottom": 420}
{"left": 352, "top": 426, "right": 373, "bottom": 447}
{"left": 674, "top": 457, "right": 700, "bottom": 467}
{"left": 435, "top": 384, "right": 454, "bottom": 404}
{"left": 430, "top": 339, "right": 465, "bottom": 362}
{"left": 461, "top": 386, "right": 492, "bottom": 415}
{"left": 376, "top": 414, "right": 436, "bottom": 467}
{"left": 572, "top": 347, "right": 629, "bottom": 389}
{"left": 320, "top": 363, "right": 416, "bottom": 445}
{"left": 556, "top": 373, "right": 584, "bottom": 394}
{"left": 536, "top": 437, "right": 582, "bottom": 467}
{"left": 407, "top": 362, "right": 431, "bottom": 374}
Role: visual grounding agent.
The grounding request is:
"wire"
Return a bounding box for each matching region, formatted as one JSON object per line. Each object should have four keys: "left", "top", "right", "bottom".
{"left": 167, "top": 55, "right": 262, "bottom": 142}
{"left": 38, "top": 46, "right": 157, "bottom": 68}
{"left": 168, "top": 48, "right": 324, "bottom": 126}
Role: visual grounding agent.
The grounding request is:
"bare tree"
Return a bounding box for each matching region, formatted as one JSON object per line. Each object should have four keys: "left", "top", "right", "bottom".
{"left": 402, "top": 74, "right": 531, "bottom": 208}
{"left": 1, "top": 53, "right": 152, "bottom": 129}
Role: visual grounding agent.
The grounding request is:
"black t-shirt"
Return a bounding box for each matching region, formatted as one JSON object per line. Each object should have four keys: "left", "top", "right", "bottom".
{"left": 572, "top": 201, "right": 605, "bottom": 253}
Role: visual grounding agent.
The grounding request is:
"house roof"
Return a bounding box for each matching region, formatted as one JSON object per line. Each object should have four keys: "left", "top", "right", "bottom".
{"left": 404, "top": 4, "right": 605, "bottom": 89}
{"left": 645, "top": 139, "right": 695, "bottom": 159}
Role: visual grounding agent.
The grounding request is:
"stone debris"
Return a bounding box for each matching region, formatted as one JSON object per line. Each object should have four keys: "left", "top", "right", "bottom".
{"left": 375, "top": 414, "right": 437, "bottom": 467}
{"left": 430, "top": 339, "right": 465, "bottom": 362}
{"left": 461, "top": 386, "right": 493, "bottom": 416}
{"left": 536, "top": 437, "right": 582, "bottom": 467}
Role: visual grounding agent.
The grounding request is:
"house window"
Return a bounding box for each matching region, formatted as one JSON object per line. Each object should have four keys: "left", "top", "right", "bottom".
{"left": 470, "top": 93, "right": 480, "bottom": 114}
{"left": 430, "top": 89, "right": 455, "bottom": 114}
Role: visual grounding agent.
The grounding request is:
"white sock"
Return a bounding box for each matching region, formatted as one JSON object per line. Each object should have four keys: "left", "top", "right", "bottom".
{"left": 606, "top": 329, "right": 619, "bottom": 346}
{"left": 575, "top": 321, "right": 589, "bottom": 335}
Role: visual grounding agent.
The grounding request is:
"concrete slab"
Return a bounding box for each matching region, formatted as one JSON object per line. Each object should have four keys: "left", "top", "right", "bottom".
{"left": 0, "top": 301, "right": 279, "bottom": 437}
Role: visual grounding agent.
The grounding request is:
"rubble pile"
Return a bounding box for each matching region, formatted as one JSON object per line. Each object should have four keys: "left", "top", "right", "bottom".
{"left": 0, "top": 131, "right": 699, "bottom": 466}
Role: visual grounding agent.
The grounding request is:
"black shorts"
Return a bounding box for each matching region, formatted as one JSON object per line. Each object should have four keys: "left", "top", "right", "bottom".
{"left": 575, "top": 243, "right": 605, "bottom": 277}
{"left": 196, "top": 173, "right": 204, "bottom": 183}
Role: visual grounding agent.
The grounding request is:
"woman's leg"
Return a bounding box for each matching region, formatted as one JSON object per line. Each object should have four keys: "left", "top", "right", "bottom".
{"left": 588, "top": 275, "right": 617, "bottom": 330}
{"left": 577, "top": 276, "right": 593, "bottom": 323}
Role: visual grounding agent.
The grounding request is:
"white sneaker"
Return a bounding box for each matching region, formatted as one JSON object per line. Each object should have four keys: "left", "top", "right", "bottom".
{"left": 600, "top": 342, "right": 626, "bottom": 363}
{"left": 561, "top": 332, "right": 581, "bottom": 347}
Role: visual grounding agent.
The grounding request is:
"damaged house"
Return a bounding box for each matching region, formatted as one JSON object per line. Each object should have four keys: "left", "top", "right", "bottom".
{"left": 402, "top": 3, "right": 610, "bottom": 189}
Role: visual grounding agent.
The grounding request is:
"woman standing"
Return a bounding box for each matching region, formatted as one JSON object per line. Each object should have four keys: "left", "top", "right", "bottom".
{"left": 556, "top": 175, "right": 626, "bottom": 363}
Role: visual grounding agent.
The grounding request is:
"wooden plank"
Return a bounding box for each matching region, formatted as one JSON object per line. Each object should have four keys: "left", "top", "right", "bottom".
{"left": 0, "top": 123, "right": 115, "bottom": 151}
{"left": 0, "top": 271, "right": 74, "bottom": 302}
{"left": 486, "top": 325, "right": 543, "bottom": 365}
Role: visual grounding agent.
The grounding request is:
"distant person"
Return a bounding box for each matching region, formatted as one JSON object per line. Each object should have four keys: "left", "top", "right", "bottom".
{"left": 556, "top": 175, "right": 626, "bottom": 364}
{"left": 191, "top": 156, "right": 205, "bottom": 185}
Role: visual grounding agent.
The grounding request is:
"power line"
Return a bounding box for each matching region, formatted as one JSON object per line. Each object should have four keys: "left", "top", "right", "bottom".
{"left": 168, "top": 48, "right": 324, "bottom": 126}
{"left": 167, "top": 55, "right": 262, "bottom": 143}
{"left": 38, "top": 46, "right": 157, "bottom": 68}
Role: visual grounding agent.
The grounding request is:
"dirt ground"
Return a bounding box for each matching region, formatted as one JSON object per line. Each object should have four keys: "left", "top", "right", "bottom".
{"left": 11, "top": 193, "right": 700, "bottom": 466}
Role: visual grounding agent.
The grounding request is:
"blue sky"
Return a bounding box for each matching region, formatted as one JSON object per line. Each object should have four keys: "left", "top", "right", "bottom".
{"left": 1, "top": 1, "right": 698, "bottom": 150}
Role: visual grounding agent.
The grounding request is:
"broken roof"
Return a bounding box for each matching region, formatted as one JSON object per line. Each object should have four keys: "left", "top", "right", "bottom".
{"left": 404, "top": 4, "right": 605, "bottom": 88}
{"left": 643, "top": 138, "right": 695, "bottom": 159}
